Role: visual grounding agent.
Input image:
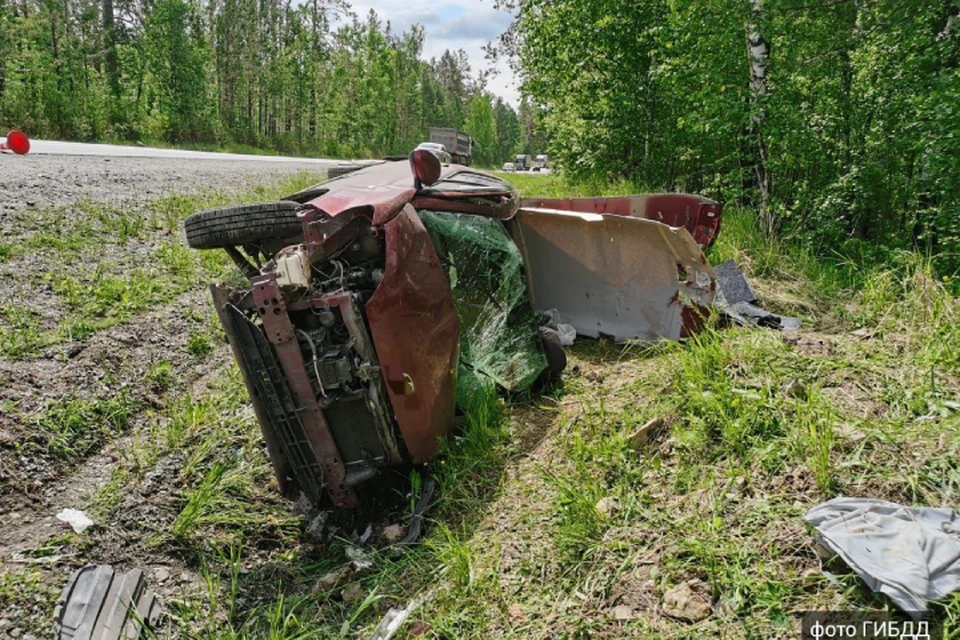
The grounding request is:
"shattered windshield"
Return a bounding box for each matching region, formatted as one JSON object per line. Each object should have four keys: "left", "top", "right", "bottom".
{"left": 418, "top": 211, "right": 547, "bottom": 406}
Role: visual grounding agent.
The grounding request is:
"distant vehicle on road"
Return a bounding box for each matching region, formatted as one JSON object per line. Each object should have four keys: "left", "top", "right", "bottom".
{"left": 515, "top": 154, "right": 529, "bottom": 171}
{"left": 534, "top": 154, "right": 549, "bottom": 172}
{"left": 502, "top": 162, "right": 516, "bottom": 172}
{"left": 429, "top": 128, "right": 472, "bottom": 165}
{"left": 415, "top": 142, "right": 452, "bottom": 164}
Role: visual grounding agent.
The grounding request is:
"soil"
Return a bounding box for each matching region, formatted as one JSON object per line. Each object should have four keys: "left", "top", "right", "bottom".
{"left": 0, "top": 153, "right": 333, "bottom": 635}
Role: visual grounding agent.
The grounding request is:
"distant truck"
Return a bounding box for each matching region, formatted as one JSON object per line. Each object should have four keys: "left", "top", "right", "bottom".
{"left": 515, "top": 154, "right": 530, "bottom": 171}
{"left": 535, "top": 154, "right": 549, "bottom": 171}
{"left": 429, "top": 128, "right": 473, "bottom": 166}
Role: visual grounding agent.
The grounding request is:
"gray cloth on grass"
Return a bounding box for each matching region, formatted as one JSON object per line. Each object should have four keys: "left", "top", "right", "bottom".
{"left": 804, "top": 497, "right": 960, "bottom": 616}
{"left": 713, "top": 260, "right": 801, "bottom": 331}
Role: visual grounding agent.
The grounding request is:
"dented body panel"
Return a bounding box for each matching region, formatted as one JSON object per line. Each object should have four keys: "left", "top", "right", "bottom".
{"left": 511, "top": 208, "right": 716, "bottom": 341}
{"left": 365, "top": 205, "right": 461, "bottom": 463}
{"left": 520, "top": 194, "right": 722, "bottom": 247}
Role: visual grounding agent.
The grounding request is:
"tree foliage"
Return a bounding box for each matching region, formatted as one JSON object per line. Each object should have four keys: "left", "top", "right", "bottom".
{"left": 0, "top": 0, "right": 522, "bottom": 162}
{"left": 508, "top": 0, "right": 960, "bottom": 266}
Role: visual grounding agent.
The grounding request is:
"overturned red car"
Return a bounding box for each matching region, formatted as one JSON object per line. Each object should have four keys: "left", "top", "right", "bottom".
{"left": 185, "top": 152, "right": 721, "bottom": 510}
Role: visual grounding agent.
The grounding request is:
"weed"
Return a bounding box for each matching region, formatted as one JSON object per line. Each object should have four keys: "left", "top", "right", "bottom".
{"left": 37, "top": 393, "right": 138, "bottom": 459}
{"left": 0, "top": 304, "right": 53, "bottom": 357}
{"left": 146, "top": 360, "right": 176, "bottom": 392}
{"left": 173, "top": 462, "right": 229, "bottom": 540}
{"left": 187, "top": 330, "right": 214, "bottom": 357}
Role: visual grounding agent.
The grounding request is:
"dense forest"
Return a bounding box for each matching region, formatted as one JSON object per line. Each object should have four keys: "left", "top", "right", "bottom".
{"left": 497, "top": 0, "right": 960, "bottom": 268}
{"left": 4, "top": 0, "right": 959, "bottom": 267}
{"left": 0, "top": 0, "right": 543, "bottom": 163}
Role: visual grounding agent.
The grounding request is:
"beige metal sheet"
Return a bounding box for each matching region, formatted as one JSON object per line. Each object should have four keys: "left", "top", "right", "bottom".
{"left": 512, "top": 208, "right": 716, "bottom": 341}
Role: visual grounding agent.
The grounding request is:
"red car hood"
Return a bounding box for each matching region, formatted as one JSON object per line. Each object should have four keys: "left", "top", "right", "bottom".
{"left": 297, "top": 161, "right": 516, "bottom": 225}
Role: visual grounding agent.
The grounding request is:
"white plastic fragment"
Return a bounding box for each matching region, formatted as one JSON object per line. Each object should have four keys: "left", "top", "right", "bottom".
{"left": 556, "top": 324, "right": 576, "bottom": 346}
{"left": 346, "top": 547, "right": 375, "bottom": 571}
{"left": 56, "top": 508, "right": 94, "bottom": 534}
{"left": 368, "top": 589, "right": 436, "bottom": 640}
{"left": 543, "top": 308, "right": 577, "bottom": 346}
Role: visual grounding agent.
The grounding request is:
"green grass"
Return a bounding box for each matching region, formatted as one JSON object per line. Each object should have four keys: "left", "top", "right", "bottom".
{"left": 33, "top": 393, "right": 140, "bottom": 459}
{"left": 4, "top": 173, "right": 960, "bottom": 638}
{"left": 0, "top": 172, "right": 323, "bottom": 359}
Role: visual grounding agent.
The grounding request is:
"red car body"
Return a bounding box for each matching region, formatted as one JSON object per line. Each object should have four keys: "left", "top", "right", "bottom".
{"left": 194, "top": 159, "right": 722, "bottom": 509}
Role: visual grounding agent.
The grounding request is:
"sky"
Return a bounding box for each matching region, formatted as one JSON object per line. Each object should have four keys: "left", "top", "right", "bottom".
{"left": 348, "top": 0, "right": 520, "bottom": 106}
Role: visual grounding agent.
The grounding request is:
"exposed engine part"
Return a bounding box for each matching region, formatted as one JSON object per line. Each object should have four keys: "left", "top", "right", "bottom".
{"left": 275, "top": 246, "right": 312, "bottom": 288}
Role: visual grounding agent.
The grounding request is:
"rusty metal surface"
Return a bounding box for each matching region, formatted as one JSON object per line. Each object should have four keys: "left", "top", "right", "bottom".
{"left": 365, "top": 205, "right": 460, "bottom": 464}
{"left": 511, "top": 208, "right": 716, "bottom": 342}
{"left": 252, "top": 274, "right": 357, "bottom": 509}
{"left": 324, "top": 291, "right": 404, "bottom": 466}
{"left": 211, "top": 285, "right": 293, "bottom": 497}
{"left": 295, "top": 161, "right": 515, "bottom": 227}
{"left": 520, "top": 193, "right": 722, "bottom": 247}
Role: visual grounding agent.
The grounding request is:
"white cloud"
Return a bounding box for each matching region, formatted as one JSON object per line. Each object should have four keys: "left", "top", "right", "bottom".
{"left": 347, "top": 0, "right": 520, "bottom": 106}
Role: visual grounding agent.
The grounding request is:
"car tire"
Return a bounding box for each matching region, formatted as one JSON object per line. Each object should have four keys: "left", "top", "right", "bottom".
{"left": 184, "top": 201, "right": 302, "bottom": 250}
{"left": 327, "top": 163, "right": 365, "bottom": 178}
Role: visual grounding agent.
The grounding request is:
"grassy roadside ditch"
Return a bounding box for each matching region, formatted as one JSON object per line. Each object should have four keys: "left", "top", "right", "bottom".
{"left": 0, "top": 173, "right": 322, "bottom": 359}
{"left": 2, "top": 172, "right": 958, "bottom": 638}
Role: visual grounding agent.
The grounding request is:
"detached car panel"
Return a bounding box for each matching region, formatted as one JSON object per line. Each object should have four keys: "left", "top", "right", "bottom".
{"left": 513, "top": 207, "right": 716, "bottom": 342}
{"left": 520, "top": 193, "right": 722, "bottom": 248}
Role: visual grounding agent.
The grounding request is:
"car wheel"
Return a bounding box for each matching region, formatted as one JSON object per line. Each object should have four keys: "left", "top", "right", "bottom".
{"left": 184, "top": 201, "right": 302, "bottom": 250}
{"left": 327, "top": 163, "right": 365, "bottom": 178}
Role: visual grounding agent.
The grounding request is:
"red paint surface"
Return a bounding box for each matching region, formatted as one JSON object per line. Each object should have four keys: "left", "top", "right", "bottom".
{"left": 522, "top": 194, "right": 723, "bottom": 247}
{"left": 365, "top": 205, "right": 460, "bottom": 463}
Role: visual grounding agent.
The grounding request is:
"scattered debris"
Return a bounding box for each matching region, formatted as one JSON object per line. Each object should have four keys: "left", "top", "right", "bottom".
{"left": 596, "top": 497, "right": 619, "bottom": 518}
{"left": 359, "top": 524, "right": 373, "bottom": 545}
{"left": 341, "top": 582, "right": 364, "bottom": 604}
{"left": 722, "top": 301, "right": 802, "bottom": 331}
{"left": 55, "top": 508, "right": 94, "bottom": 534}
{"left": 346, "top": 547, "right": 375, "bottom": 572}
{"left": 714, "top": 260, "right": 801, "bottom": 331}
{"left": 713, "top": 260, "right": 756, "bottom": 305}
{"left": 314, "top": 567, "right": 350, "bottom": 593}
{"left": 382, "top": 524, "right": 406, "bottom": 544}
{"left": 627, "top": 417, "right": 664, "bottom": 450}
{"left": 543, "top": 309, "right": 577, "bottom": 346}
{"left": 305, "top": 511, "right": 329, "bottom": 539}
{"left": 804, "top": 498, "right": 960, "bottom": 615}
{"left": 662, "top": 580, "right": 712, "bottom": 622}
{"left": 55, "top": 565, "right": 160, "bottom": 639}
{"left": 368, "top": 589, "right": 436, "bottom": 640}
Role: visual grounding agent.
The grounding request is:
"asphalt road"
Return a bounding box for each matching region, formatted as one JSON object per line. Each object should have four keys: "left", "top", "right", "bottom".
{"left": 2, "top": 137, "right": 344, "bottom": 164}
{"left": 0, "top": 140, "right": 341, "bottom": 220}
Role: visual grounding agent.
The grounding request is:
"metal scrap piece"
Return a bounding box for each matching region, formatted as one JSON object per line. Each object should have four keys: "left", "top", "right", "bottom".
{"left": 55, "top": 565, "right": 160, "bottom": 640}
{"left": 510, "top": 208, "right": 716, "bottom": 341}
{"left": 713, "top": 259, "right": 757, "bottom": 305}
{"left": 724, "top": 300, "right": 802, "bottom": 331}
{"left": 713, "top": 260, "right": 801, "bottom": 331}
